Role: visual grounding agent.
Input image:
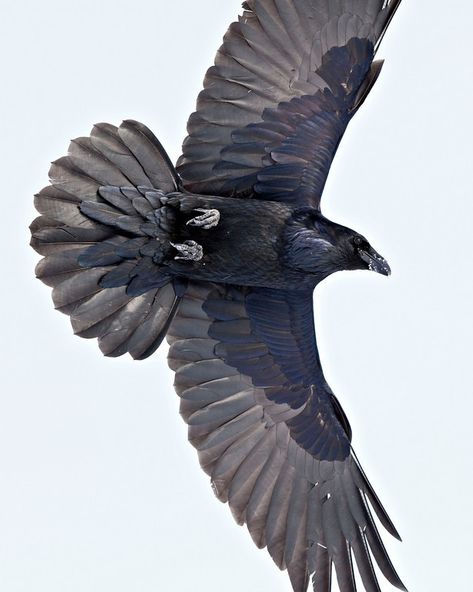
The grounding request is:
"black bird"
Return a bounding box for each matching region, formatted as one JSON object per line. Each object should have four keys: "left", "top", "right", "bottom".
{"left": 30, "top": 1, "right": 406, "bottom": 591}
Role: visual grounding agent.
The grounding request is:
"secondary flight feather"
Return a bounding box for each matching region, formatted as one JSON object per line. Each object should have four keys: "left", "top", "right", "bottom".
{"left": 30, "top": 1, "right": 406, "bottom": 590}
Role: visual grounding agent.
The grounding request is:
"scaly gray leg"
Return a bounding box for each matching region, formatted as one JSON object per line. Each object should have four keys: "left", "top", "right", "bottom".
{"left": 186, "top": 208, "right": 220, "bottom": 230}
{"left": 170, "top": 240, "right": 203, "bottom": 261}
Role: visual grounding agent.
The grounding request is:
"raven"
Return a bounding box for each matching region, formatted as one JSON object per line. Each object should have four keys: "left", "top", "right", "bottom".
{"left": 30, "top": 1, "right": 406, "bottom": 591}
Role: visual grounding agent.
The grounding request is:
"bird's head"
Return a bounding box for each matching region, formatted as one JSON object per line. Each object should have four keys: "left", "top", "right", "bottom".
{"left": 284, "top": 209, "right": 391, "bottom": 281}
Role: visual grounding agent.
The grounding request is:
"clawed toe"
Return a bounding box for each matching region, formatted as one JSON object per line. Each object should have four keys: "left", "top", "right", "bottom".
{"left": 170, "top": 240, "right": 203, "bottom": 261}
{"left": 186, "top": 208, "right": 220, "bottom": 230}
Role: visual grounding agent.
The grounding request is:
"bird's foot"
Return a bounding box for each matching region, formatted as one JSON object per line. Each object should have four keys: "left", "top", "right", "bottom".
{"left": 186, "top": 208, "right": 220, "bottom": 230}
{"left": 170, "top": 240, "right": 203, "bottom": 261}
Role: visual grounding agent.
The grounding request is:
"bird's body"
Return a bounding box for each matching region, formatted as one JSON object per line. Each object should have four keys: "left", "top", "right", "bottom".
{"left": 166, "top": 195, "right": 296, "bottom": 288}
{"left": 30, "top": 1, "right": 408, "bottom": 591}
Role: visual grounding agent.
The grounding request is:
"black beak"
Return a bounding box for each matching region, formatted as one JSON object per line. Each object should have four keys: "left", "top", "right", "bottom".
{"left": 359, "top": 247, "right": 391, "bottom": 276}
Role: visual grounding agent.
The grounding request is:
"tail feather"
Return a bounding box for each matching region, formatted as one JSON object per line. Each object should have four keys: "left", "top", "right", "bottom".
{"left": 68, "top": 137, "right": 132, "bottom": 187}
{"left": 31, "top": 120, "right": 182, "bottom": 360}
{"left": 118, "top": 120, "right": 181, "bottom": 192}
{"left": 90, "top": 122, "right": 156, "bottom": 188}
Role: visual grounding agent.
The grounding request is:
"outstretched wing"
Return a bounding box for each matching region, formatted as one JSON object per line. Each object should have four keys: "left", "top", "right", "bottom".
{"left": 177, "top": 0, "right": 401, "bottom": 207}
{"left": 168, "top": 282, "right": 405, "bottom": 592}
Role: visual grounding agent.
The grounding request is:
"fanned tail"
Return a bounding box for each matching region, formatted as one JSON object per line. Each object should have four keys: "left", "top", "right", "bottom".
{"left": 30, "top": 120, "right": 184, "bottom": 360}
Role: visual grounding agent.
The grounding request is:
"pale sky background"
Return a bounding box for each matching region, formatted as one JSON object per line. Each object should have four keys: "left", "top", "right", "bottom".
{"left": 0, "top": 1, "right": 472, "bottom": 591}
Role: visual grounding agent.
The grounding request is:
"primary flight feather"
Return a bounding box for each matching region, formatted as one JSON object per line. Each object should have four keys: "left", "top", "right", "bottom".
{"left": 30, "top": 1, "right": 406, "bottom": 590}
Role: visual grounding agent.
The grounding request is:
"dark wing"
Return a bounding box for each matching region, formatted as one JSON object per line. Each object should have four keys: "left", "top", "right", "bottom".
{"left": 168, "top": 282, "right": 406, "bottom": 592}
{"left": 30, "top": 120, "right": 183, "bottom": 360}
{"left": 177, "top": 0, "right": 401, "bottom": 207}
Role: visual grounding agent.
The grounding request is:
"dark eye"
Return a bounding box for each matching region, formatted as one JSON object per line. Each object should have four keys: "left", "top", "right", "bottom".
{"left": 353, "top": 236, "right": 364, "bottom": 247}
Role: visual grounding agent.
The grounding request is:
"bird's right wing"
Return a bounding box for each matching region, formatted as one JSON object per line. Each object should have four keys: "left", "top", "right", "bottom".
{"left": 177, "top": 0, "right": 402, "bottom": 208}
{"left": 167, "top": 282, "right": 406, "bottom": 592}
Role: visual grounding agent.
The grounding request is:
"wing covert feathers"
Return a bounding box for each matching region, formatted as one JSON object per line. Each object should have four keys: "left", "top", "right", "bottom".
{"left": 167, "top": 282, "right": 406, "bottom": 592}
{"left": 31, "top": 120, "right": 182, "bottom": 360}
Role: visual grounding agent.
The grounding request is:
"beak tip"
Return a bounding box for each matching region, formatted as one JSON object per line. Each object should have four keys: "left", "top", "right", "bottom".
{"left": 359, "top": 248, "right": 391, "bottom": 277}
{"left": 377, "top": 264, "right": 391, "bottom": 277}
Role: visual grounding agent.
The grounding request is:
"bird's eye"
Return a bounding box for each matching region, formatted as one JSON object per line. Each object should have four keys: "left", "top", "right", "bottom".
{"left": 353, "top": 236, "right": 364, "bottom": 247}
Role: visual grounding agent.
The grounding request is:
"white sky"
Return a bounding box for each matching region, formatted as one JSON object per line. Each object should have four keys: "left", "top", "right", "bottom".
{"left": 0, "top": 1, "right": 472, "bottom": 591}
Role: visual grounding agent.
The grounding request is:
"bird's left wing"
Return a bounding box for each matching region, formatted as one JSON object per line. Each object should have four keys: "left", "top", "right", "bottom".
{"left": 177, "top": 0, "right": 402, "bottom": 207}
{"left": 167, "top": 282, "right": 405, "bottom": 592}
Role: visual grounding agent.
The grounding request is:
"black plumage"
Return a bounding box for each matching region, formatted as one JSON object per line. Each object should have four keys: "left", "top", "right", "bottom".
{"left": 30, "top": 1, "right": 407, "bottom": 591}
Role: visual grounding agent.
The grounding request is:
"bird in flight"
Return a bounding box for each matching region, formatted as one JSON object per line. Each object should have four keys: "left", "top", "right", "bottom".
{"left": 30, "top": 1, "right": 406, "bottom": 591}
